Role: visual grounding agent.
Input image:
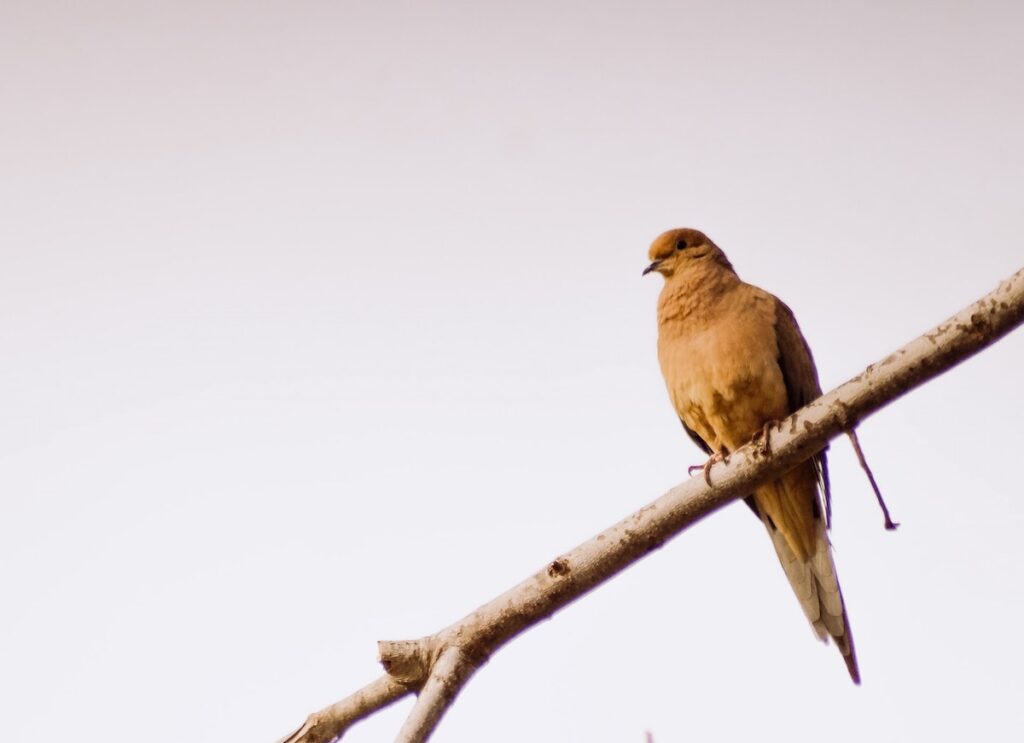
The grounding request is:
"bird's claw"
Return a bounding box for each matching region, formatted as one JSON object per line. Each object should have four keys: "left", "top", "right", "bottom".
{"left": 752, "top": 420, "right": 779, "bottom": 457}
{"left": 689, "top": 451, "right": 726, "bottom": 485}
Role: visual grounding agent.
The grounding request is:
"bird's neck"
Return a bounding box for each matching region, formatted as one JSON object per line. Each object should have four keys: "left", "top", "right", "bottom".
{"left": 657, "top": 259, "right": 740, "bottom": 328}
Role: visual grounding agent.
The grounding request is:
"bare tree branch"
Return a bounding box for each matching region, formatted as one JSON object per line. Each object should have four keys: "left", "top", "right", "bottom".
{"left": 278, "top": 266, "right": 1024, "bottom": 743}
{"left": 277, "top": 675, "right": 409, "bottom": 743}
{"left": 846, "top": 429, "right": 899, "bottom": 529}
{"left": 395, "top": 645, "right": 477, "bottom": 742}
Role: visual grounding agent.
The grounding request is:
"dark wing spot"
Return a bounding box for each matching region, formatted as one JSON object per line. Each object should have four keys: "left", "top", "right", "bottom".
{"left": 680, "top": 418, "right": 712, "bottom": 454}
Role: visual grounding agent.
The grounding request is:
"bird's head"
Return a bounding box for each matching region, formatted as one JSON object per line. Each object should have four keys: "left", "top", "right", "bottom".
{"left": 642, "top": 228, "right": 729, "bottom": 278}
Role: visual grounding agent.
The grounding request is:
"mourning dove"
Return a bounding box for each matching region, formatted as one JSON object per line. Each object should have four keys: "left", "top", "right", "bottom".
{"left": 644, "top": 227, "right": 859, "bottom": 683}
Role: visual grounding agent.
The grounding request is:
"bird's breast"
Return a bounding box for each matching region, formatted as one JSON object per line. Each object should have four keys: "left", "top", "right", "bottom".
{"left": 658, "top": 311, "right": 789, "bottom": 451}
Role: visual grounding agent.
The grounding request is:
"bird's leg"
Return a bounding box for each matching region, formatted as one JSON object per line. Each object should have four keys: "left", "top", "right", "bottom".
{"left": 688, "top": 449, "right": 729, "bottom": 486}
{"left": 752, "top": 420, "right": 780, "bottom": 458}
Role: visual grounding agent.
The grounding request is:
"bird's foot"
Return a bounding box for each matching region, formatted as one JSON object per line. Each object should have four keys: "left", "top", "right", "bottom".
{"left": 752, "top": 420, "right": 780, "bottom": 458}
{"left": 688, "top": 451, "right": 728, "bottom": 486}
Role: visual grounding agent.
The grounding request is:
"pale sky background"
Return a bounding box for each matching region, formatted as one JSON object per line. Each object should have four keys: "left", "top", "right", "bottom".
{"left": 2, "top": 1, "right": 1023, "bottom": 741}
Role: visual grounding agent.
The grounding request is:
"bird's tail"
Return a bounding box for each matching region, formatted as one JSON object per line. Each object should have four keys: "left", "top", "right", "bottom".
{"left": 760, "top": 504, "right": 860, "bottom": 683}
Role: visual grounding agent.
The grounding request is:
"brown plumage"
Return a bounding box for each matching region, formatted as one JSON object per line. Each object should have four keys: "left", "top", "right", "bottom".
{"left": 645, "top": 227, "right": 859, "bottom": 683}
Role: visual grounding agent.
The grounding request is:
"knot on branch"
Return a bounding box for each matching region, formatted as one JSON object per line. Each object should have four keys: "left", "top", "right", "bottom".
{"left": 547, "top": 557, "right": 571, "bottom": 577}
{"left": 378, "top": 639, "right": 435, "bottom": 688}
{"left": 830, "top": 400, "right": 856, "bottom": 430}
{"left": 967, "top": 311, "right": 992, "bottom": 335}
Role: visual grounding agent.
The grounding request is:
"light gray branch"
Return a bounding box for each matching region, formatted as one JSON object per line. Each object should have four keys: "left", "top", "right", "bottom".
{"left": 395, "top": 645, "right": 477, "bottom": 743}
{"left": 278, "top": 266, "right": 1024, "bottom": 743}
{"left": 277, "top": 675, "right": 408, "bottom": 743}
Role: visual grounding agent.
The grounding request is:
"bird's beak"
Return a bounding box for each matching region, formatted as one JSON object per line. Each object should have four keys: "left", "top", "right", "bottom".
{"left": 642, "top": 260, "right": 662, "bottom": 276}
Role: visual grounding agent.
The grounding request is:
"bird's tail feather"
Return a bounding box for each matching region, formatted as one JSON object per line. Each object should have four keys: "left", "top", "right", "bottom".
{"left": 762, "top": 516, "right": 860, "bottom": 684}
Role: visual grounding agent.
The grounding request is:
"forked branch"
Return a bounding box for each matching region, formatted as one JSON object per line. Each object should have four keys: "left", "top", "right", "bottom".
{"left": 278, "top": 266, "right": 1024, "bottom": 743}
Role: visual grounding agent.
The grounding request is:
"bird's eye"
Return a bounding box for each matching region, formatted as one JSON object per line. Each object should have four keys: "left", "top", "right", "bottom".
{"left": 676, "top": 240, "right": 687, "bottom": 251}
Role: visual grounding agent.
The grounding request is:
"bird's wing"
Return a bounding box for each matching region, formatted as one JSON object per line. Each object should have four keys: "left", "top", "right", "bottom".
{"left": 773, "top": 298, "right": 832, "bottom": 525}
{"left": 679, "top": 417, "right": 712, "bottom": 454}
{"left": 773, "top": 298, "right": 822, "bottom": 409}
{"left": 767, "top": 297, "right": 858, "bottom": 680}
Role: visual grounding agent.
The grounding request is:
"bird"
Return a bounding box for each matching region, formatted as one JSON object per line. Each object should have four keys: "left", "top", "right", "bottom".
{"left": 644, "top": 227, "right": 859, "bottom": 683}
